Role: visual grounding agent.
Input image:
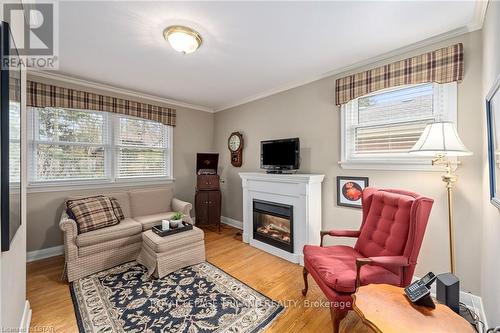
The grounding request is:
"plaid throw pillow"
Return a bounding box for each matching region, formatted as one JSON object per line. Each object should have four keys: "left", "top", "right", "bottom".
{"left": 66, "top": 196, "right": 119, "bottom": 233}
{"left": 110, "top": 197, "right": 125, "bottom": 221}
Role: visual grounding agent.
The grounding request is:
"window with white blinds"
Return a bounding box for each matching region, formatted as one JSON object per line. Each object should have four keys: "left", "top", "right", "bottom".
{"left": 341, "top": 82, "right": 457, "bottom": 170}
{"left": 115, "top": 116, "right": 169, "bottom": 178}
{"left": 9, "top": 102, "right": 21, "bottom": 183}
{"left": 29, "top": 107, "right": 172, "bottom": 185}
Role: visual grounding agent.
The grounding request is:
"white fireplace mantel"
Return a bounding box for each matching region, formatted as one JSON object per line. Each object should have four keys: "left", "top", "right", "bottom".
{"left": 239, "top": 172, "right": 325, "bottom": 264}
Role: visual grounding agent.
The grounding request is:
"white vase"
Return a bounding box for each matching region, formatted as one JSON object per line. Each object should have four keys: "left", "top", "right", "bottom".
{"left": 170, "top": 219, "right": 183, "bottom": 228}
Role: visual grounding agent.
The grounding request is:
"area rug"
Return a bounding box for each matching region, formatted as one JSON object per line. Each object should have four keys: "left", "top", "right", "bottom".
{"left": 70, "top": 262, "right": 284, "bottom": 333}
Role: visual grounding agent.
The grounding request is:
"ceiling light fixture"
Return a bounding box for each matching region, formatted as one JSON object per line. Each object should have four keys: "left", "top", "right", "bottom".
{"left": 163, "top": 25, "right": 202, "bottom": 54}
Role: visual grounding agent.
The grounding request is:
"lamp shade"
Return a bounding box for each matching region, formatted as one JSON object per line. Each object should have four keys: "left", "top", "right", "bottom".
{"left": 409, "top": 121, "right": 472, "bottom": 157}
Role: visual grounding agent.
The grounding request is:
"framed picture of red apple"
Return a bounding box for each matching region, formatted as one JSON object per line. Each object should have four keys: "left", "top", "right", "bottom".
{"left": 336, "top": 176, "right": 369, "bottom": 208}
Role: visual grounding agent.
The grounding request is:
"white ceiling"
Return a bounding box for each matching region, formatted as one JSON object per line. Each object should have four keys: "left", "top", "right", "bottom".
{"left": 55, "top": 1, "right": 482, "bottom": 112}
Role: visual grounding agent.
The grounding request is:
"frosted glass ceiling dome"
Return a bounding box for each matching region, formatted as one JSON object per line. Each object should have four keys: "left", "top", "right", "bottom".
{"left": 163, "top": 25, "right": 202, "bottom": 54}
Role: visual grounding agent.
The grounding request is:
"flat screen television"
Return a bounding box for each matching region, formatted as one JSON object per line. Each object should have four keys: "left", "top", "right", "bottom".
{"left": 1, "top": 21, "right": 21, "bottom": 252}
{"left": 260, "top": 138, "right": 300, "bottom": 173}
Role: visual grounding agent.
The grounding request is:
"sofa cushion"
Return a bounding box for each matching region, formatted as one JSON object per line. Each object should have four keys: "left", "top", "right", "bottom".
{"left": 78, "top": 233, "right": 142, "bottom": 257}
{"left": 129, "top": 187, "right": 174, "bottom": 217}
{"left": 105, "top": 192, "right": 132, "bottom": 218}
{"left": 134, "top": 212, "right": 176, "bottom": 231}
{"left": 66, "top": 196, "right": 119, "bottom": 233}
{"left": 76, "top": 218, "right": 142, "bottom": 247}
{"left": 303, "top": 244, "right": 400, "bottom": 293}
{"left": 142, "top": 227, "right": 204, "bottom": 253}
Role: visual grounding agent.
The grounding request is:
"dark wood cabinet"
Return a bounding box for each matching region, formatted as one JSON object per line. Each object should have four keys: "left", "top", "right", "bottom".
{"left": 197, "top": 175, "right": 220, "bottom": 191}
{"left": 195, "top": 191, "right": 209, "bottom": 225}
{"left": 195, "top": 175, "right": 221, "bottom": 231}
{"left": 208, "top": 191, "right": 221, "bottom": 224}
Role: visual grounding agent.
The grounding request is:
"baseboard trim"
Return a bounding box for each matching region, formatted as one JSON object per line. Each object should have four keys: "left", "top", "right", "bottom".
{"left": 412, "top": 276, "right": 487, "bottom": 328}
{"left": 469, "top": 292, "right": 488, "bottom": 329}
{"left": 220, "top": 216, "right": 243, "bottom": 230}
{"left": 27, "top": 245, "right": 64, "bottom": 262}
{"left": 19, "top": 300, "right": 31, "bottom": 332}
{"left": 459, "top": 291, "right": 487, "bottom": 329}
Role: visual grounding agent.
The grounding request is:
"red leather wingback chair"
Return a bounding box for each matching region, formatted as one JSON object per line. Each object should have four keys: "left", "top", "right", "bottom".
{"left": 302, "top": 188, "right": 433, "bottom": 332}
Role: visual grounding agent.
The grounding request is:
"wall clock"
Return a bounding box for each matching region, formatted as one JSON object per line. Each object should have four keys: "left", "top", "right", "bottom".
{"left": 228, "top": 132, "right": 244, "bottom": 167}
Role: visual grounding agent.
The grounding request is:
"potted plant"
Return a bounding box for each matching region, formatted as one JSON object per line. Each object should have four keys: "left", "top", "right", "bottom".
{"left": 170, "top": 212, "right": 184, "bottom": 228}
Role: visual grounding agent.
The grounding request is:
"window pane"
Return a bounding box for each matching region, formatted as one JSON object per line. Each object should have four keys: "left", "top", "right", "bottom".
{"left": 10, "top": 102, "right": 20, "bottom": 141}
{"left": 358, "top": 84, "right": 433, "bottom": 124}
{"left": 37, "top": 108, "right": 104, "bottom": 144}
{"left": 118, "top": 148, "right": 166, "bottom": 178}
{"left": 10, "top": 102, "right": 20, "bottom": 183}
{"left": 36, "top": 144, "right": 105, "bottom": 181}
{"left": 118, "top": 117, "right": 165, "bottom": 147}
{"left": 10, "top": 142, "right": 20, "bottom": 183}
{"left": 355, "top": 121, "right": 430, "bottom": 154}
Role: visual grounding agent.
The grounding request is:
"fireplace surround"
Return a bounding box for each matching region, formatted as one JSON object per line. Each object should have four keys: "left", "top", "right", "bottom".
{"left": 239, "top": 172, "right": 325, "bottom": 264}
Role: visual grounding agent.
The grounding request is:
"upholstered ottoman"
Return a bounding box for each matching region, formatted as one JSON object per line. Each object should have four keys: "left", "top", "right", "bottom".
{"left": 137, "top": 227, "right": 205, "bottom": 278}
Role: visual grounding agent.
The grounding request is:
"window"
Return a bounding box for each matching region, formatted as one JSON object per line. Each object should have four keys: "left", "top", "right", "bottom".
{"left": 115, "top": 116, "right": 170, "bottom": 178}
{"left": 9, "top": 102, "right": 21, "bottom": 183}
{"left": 28, "top": 107, "right": 172, "bottom": 186}
{"left": 31, "top": 108, "right": 107, "bottom": 181}
{"left": 341, "top": 82, "right": 457, "bottom": 170}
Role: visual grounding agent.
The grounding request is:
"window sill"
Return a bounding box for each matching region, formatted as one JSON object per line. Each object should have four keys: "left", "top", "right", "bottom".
{"left": 27, "top": 177, "right": 175, "bottom": 194}
{"left": 339, "top": 160, "right": 458, "bottom": 172}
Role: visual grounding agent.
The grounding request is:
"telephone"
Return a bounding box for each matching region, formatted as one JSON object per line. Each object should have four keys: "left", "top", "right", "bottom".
{"left": 404, "top": 272, "right": 437, "bottom": 308}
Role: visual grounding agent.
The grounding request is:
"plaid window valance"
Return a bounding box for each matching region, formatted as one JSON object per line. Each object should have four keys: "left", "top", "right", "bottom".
{"left": 27, "top": 80, "right": 176, "bottom": 126}
{"left": 335, "top": 43, "right": 464, "bottom": 106}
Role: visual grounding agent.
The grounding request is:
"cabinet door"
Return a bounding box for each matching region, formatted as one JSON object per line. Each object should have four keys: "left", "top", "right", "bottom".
{"left": 195, "top": 192, "right": 209, "bottom": 224}
{"left": 208, "top": 191, "right": 221, "bottom": 225}
{"left": 197, "top": 175, "right": 220, "bottom": 190}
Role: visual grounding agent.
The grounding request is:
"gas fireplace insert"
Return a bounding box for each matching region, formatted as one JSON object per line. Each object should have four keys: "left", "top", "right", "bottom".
{"left": 253, "top": 199, "right": 293, "bottom": 253}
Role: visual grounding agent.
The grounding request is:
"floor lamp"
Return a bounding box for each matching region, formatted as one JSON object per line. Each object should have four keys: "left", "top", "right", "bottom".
{"left": 409, "top": 121, "right": 472, "bottom": 274}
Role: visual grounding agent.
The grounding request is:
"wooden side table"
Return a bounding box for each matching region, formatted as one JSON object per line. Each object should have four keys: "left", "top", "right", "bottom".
{"left": 348, "top": 284, "right": 475, "bottom": 333}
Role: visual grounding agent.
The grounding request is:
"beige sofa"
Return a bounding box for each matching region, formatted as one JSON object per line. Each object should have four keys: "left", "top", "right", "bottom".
{"left": 59, "top": 186, "right": 193, "bottom": 282}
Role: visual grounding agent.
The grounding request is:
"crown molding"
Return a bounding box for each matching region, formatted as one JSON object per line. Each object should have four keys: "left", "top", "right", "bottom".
{"left": 214, "top": 0, "right": 488, "bottom": 112}
{"left": 28, "top": 69, "right": 215, "bottom": 113}
{"left": 471, "top": 0, "right": 489, "bottom": 31}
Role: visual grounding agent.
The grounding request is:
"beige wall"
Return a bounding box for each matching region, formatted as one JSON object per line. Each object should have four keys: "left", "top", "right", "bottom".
{"left": 214, "top": 32, "right": 484, "bottom": 295}
{"left": 26, "top": 74, "right": 214, "bottom": 252}
{"left": 481, "top": 0, "right": 500, "bottom": 326}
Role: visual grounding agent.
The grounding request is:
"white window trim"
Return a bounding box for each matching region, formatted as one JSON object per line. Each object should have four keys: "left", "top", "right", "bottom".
{"left": 26, "top": 178, "right": 175, "bottom": 193}
{"left": 340, "top": 82, "right": 458, "bottom": 171}
{"left": 27, "top": 107, "right": 174, "bottom": 191}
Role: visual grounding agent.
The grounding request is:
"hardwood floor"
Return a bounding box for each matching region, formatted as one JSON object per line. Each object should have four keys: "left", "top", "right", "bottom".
{"left": 27, "top": 225, "right": 368, "bottom": 333}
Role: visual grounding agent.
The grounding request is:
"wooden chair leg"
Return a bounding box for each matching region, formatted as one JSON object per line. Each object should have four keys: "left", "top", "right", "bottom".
{"left": 330, "top": 308, "right": 348, "bottom": 333}
{"left": 301, "top": 267, "right": 309, "bottom": 296}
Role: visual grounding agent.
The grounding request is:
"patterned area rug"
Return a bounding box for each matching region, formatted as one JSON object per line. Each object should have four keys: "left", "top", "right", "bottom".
{"left": 70, "top": 262, "right": 284, "bottom": 333}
